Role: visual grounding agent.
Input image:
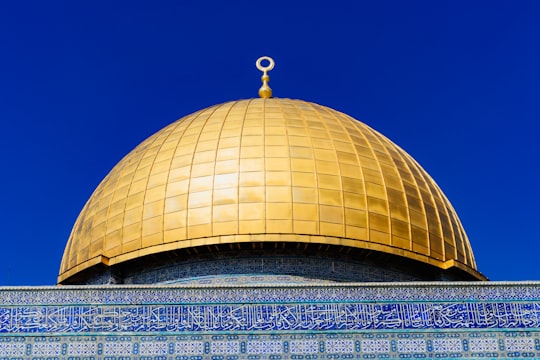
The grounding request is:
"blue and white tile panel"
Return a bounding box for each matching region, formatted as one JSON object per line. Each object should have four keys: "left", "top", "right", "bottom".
{"left": 1, "top": 281, "right": 540, "bottom": 305}
{"left": 1, "top": 331, "right": 540, "bottom": 359}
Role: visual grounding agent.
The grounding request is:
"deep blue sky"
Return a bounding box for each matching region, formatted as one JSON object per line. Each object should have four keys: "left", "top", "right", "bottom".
{"left": 1, "top": 1, "right": 538, "bottom": 285}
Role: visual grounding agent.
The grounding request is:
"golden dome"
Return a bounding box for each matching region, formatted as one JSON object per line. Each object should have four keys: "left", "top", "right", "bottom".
{"left": 58, "top": 98, "right": 484, "bottom": 283}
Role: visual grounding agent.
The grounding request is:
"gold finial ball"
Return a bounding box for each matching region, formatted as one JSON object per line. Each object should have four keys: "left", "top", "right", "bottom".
{"left": 256, "top": 56, "right": 274, "bottom": 98}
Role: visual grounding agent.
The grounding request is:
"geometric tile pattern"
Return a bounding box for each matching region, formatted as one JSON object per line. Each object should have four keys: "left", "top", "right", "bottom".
{"left": 1, "top": 282, "right": 540, "bottom": 359}
{"left": 1, "top": 282, "right": 540, "bottom": 305}
{"left": 1, "top": 332, "right": 540, "bottom": 359}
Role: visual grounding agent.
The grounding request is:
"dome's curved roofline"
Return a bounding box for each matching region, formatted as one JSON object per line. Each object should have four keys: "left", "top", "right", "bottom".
{"left": 59, "top": 98, "right": 484, "bottom": 283}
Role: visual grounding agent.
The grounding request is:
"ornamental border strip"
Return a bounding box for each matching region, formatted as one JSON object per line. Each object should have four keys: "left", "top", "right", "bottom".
{"left": 1, "top": 302, "right": 540, "bottom": 333}
{"left": 0, "top": 282, "right": 540, "bottom": 305}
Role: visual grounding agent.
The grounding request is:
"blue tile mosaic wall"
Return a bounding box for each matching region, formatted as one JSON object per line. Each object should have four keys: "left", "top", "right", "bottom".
{"left": 1, "top": 331, "right": 540, "bottom": 359}
{"left": 1, "top": 282, "right": 540, "bottom": 359}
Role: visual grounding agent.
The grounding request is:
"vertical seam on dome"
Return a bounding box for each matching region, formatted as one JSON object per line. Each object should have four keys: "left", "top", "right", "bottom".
{"left": 275, "top": 99, "right": 293, "bottom": 234}
{"left": 384, "top": 141, "right": 431, "bottom": 258}
{"left": 233, "top": 99, "right": 252, "bottom": 237}
{"left": 359, "top": 125, "right": 411, "bottom": 253}
{"left": 309, "top": 102, "right": 345, "bottom": 238}
{"left": 289, "top": 100, "right": 320, "bottom": 234}
{"left": 115, "top": 122, "right": 176, "bottom": 257}
{"left": 185, "top": 104, "right": 225, "bottom": 240}
{"left": 321, "top": 107, "right": 369, "bottom": 243}
{"left": 317, "top": 105, "right": 360, "bottom": 239}
{"left": 367, "top": 129, "right": 423, "bottom": 255}
{"left": 262, "top": 98, "right": 267, "bottom": 235}
{"left": 160, "top": 114, "right": 202, "bottom": 245}
{"left": 236, "top": 100, "right": 252, "bottom": 237}
{"left": 403, "top": 153, "right": 447, "bottom": 261}
{"left": 151, "top": 118, "right": 198, "bottom": 250}
{"left": 415, "top": 164, "right": 459, "bottom": 263}
{"left": 209, "top": 100, "right": 240, "bottom": 237}
{"left": 376, "top": 131, "right": 411, "bottom": 252}
{"left": 344, "top": 118, "right": 386, "bottom": 247}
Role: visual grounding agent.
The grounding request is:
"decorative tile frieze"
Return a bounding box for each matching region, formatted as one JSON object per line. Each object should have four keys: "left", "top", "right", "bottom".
{"left": 2, "top": 282, "right": 540, "bottom": 306}
{"left": 2, "top": 283, "right": 540, "bottom": 359}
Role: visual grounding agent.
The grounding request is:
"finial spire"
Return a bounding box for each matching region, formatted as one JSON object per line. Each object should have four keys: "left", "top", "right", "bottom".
{"left": 256, "top": 56, "right": 275, "bottom": 98}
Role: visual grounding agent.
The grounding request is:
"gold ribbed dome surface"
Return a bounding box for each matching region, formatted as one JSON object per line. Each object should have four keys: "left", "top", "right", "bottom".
{"left": 59, "top": 98, "right": 482, "bottom": 283}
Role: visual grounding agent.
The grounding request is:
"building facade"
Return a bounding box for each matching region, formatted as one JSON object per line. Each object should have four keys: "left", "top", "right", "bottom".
{"left": 1, "top": 57, "right": 537, "bottom": 359}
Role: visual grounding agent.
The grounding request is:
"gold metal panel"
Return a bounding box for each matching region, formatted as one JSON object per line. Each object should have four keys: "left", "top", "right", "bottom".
{"left": 215, "top": 160, "right": 239, "bottom": 174}
{"left": 188, "top": 191, "right": 212, "bottom": 209}
{"left": 213, "top": 204, "right": 238, "bottom": 222}
{"left": 369, "top": 212, "right": 389, "bottom": 233}
{"left": 370, "top": 229, "right": 390, "bottom": 244}
{"left": 362, "top": 168, "right": 383, "bottom": 184}
{"left": 106, "top": 213, "right": 124, "bottom": 233}
{"left": 240, "top": 171, "right": 264, "bottom": 186}
{"left": 345, "top": 208, "right": 367, "bottom": 228}
{"left": 239, "top": 203, "right": 265, "bottom": 220}
{"left": 103, "top": 229, "right": 120, "bottom": 250}
{"left": 319, "top": 205, "right": 343, "bottom": 224}
{"left": 293, "top": 203, "right": 318, "bottom": 220}
{"left": 346, "top": 226, "right": 367, "bottom": 239}
{"left": 239, "top": 219, "right": 265, "bottom": 233}
{"left": 266, "top": 158, "right": 290, "bottom": 171}
{"left": 122, "top": 239, "right": 140, "bottom": 253}
{"left": 240, "top": 158, "right": 264, "bottom": 172}
{"left": 266, "top": 203, "right": 292, "bottom": 220}
{"left": 342, "top": 177, "right": 363, "bottom": 193}
{"left": 314, "top": 148, "right": 337, "bottom": 161}
{"left": 316, "top": 160, "right": 339, "bottom": 175}
{"left": 318, "top": 189, "right": 342, "bottom": 206}
{"left": 318, "top": 174, "right": 341, "bottom": 190}
{"left": 216, "top": 147, "right": 240, "bottom": 160}
{"left": 189, "top": 175, "right": 213, "bottom": 192}
{"left": 164, "top": 211, "right": 186, "bottom": 230}
{"left": 294, "top": 220, "right": 318, "bottom": 234}
{"left": 190, "top": 163, "right": 214, "bottom": 177}
{"left": 122, "top": 222, "right": 141, "bottom": 243}
{"left": 290, "top": 146, "right": 313, "bottom": 159}
{"left": 59, "top": 98, "right": 481, "bottom": 283}
{"left": 340, "top": 164, "right": 361, "bottom": 178}
{"left": 164, "top": 228, "right": 185, "bottom": 243}
{"left": 365, "top": 182, "right": 386, "bottom": 199}
{"left": 293, "top": 187, "right": 317, "bottom": 203}
{"left": 343, "top": 192, "right": 365, "bottom": 210}
{"left": 213, "top": 221, "right": 238, "bottom": 235}
{"left": 144, "top": 186, "right": 166, "bottom": 204}
{"left": 266, "top": 186, "right": 292, "bottom": 203}
{"left": 391, "top": 218, "right": 410, "bottom": 238}
{"left": 142, "top": 233, "right": 162, "bottom": 248}
{"left": 240, "top": 145, "right": 264, "bottom": 158}
{"left": 165, "top": 195, "right": 187, "bottom": 213}
{"left": 288, "top": 135, "right": 311, "bottom": 147}
{"left": 367, "top": 196, "right": 389, "bottom": 215}
{"left": 266, "top": 219, "right": 292, "bottom": 233}
{"left": 213, "top": 188, "right": 237, "bottom": 205}
{"left": 319, "top": 222, "right": 344, "bottom": 237}
{"left": 142, "top": 216, "right": 162, "bottom": 237}
{"left": 143, "top": 200, "right": 164, "bottom": 220}
{"left": 266, "top": 171, "right": 291, "bottom": 186}
{"left": 291, "top": 159, "right": 315, "bottom": 173}
{"left": 166, "top": 180, "right": 189, "bottom": 197}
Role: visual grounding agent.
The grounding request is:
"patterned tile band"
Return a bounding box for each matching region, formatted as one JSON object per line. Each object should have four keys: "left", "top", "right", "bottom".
{"left": 1, "top": 332, "right": 539, "bottom": 359}
{"left": 1, "top": 302, "right": 539, "bottom": 333}
{"left": 1, "top": 282, "right": 540, "bottom": 305}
